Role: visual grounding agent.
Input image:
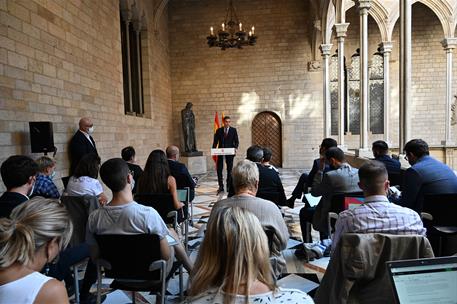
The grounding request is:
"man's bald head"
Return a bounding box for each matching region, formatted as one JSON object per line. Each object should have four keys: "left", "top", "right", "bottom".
{"left": 166, "top": 145, "right": 179, "bottom": 160}
{"left": 79, "top": 117, "right": 93, "bottom": 133}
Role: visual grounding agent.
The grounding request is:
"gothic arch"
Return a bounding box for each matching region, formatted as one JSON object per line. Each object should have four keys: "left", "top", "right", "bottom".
{"left": 154, "top": 0, "right": 169, "bottom": 34}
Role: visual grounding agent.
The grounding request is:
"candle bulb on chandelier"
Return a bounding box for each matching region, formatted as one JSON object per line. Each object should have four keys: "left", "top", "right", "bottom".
{"left": 222, "top": 23, "right": 225, "bottom": 31}
{"left": 210, "top": 26, "right": 214, "bottom": 35}
{"left": 251, "top": 26, "right": 255, "bottom": 35}
{"left": 239, "top": 23, "right": 242, "bottom": 31}
{"left": 248, "top": 31, "right": 252, "bottom": 36}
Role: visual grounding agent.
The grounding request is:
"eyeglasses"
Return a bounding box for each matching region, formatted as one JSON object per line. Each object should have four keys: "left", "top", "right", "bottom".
{"left": 403, "top": 154, "right": 408, "bottom": 161}
{"left": 129, "top": 170, "right": 134, "bottom": 176}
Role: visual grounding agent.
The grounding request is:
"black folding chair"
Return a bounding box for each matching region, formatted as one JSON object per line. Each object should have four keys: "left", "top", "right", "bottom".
{"left": 421, "top": 193, "right": 457, "bottom": 256}
{"left": 94, "top": 234, "right": 169, "bottom": 304}
{"left": 61, "top": 195, "right": 99, "bottom": 304}
{"left": 134, "top": 193, "right": 179, "bottom": 228}
{"left": 256, "top": 191, "right": 287, "bottom": 208}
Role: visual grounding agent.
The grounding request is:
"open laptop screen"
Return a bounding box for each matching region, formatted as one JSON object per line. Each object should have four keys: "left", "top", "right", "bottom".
{"left": 387, "top": 257, "right": 457, "bottom": 304}
{"left": 343, "top": 196, "right": 364, "bottom": 210}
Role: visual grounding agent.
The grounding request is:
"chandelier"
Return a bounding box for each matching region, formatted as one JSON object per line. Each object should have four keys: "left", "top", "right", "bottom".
{"left": 207, "top": 0, "right": 257, "bottom": 50}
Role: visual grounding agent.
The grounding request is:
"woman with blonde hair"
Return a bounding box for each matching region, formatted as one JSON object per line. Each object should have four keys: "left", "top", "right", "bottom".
{"left": 0, "top": 197, "right": 73, "bottom": 303}
{"left": 186, "top": 206, "right": 313, "bottom": 304}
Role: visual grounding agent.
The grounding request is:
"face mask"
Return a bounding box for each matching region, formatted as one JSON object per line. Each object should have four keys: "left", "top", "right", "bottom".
{"left": 88, "top": 126, "right": 95, "bottom": 134}
{"left": 130, "top": 178, "right": 135, "bottom": 191}
{"left": 50, "top": 171, "right": 56, "bottom": 179}
{"left": 28, "top": 183, "right": 35, "bottom": 197}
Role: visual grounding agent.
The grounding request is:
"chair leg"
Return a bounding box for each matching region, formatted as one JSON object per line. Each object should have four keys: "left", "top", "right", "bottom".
{"left": 179, "top": 263, "right": 184, "bottom": 300}
{"left": 305, "top": 222, "right": 311, "bottom": 243}
{"left": 132, "top": 291, "right": 136, "bottom": 304}
{"left": 73, "top": 265, "right": 80, "bottom": 304}
{"left": 96, "top": 266, "right": 102, "bottom": 304}
{"left": 184, "top": 219, "right": 189, "bottom": 253}
{"left": 438, "top": 236, "right": 443, "bottom": 256}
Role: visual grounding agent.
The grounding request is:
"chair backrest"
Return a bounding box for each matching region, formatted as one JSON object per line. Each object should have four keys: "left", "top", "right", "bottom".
{"left": 422, "top": 193, "right": 457, "bottom": 226}
{"left": 315, "top": 233, "right": 434, "bottom": 304}
{"left": 388, "top": 171, "right": 403, "bottom": 188}
{"left": 176, "top": 188, "right": 189, "bottom": 203}
{"left": 61, "top": 195, "right": 99, "bottom": 246}
{"left": 263, "top": 226, "right": 275, "bottom": 252}
{"left": 134, "top": 193, "right": 177, "bottom": 225}
{"left": 256, "top": 191, "right": 285, "bottom": 207}
{"left": 94, "top": 234, "right": 162, "bottom": 280}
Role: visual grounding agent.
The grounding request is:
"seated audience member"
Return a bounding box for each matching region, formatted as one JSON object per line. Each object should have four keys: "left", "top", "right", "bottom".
{"left": 332, "top": 161, "right": 426, "bottom": 253}
{"left": 186, "top": 206, "right": 313, "bottom": 304}
{"left": 212, "top": 160, "right": 289, "bottom": 275}
{"left": 261, "top": 147, "right": 278, "bottom": 172}
{"left": 64, "top": 153, "right": 108, "bottom": 205}
{"left": 0, "top": 155, "right": 38, "bottom": 218}
{"left": 137, "top": 150, "right": 184, "bottom": 211}
{"left": 121, "top": 146, "right": 143, "bottom": 194}
{"left": 287, "top": 138, "right": 337, "bottom": 207}
{"left": 166, "top": 145, "right": 196, "bottom": 202}
{"left": 402, "top": 139, "right": 457, "bottom": 212}
{"left": 33, "top": 156, "right": 60, "bottom": 199}
{"left": 88, "top": 158, "right": 192, "bottom": 272}
{"left": 230, "top": 145, "right": 286, "bottom": 205}
{"left": 372, "top": 140, "right": 401, "bottom": 175}
{"left": 299, "top": 147, "right": 360, "bottom": 244}
{"left": 0, "top": 197, "right": 73, "bottom": 304}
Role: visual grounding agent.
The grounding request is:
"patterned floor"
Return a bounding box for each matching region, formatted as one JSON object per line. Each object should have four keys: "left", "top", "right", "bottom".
{"left": 85, "top": 168, "right": 329, "bottom": 304}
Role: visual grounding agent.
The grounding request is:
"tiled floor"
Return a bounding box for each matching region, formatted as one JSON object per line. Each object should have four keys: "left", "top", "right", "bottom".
{"left": 89, "top": 168, "right": 329, "bottom": 304}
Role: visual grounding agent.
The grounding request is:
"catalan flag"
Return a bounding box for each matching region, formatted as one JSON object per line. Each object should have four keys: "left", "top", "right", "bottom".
{"left": 213, "top": 112, "right": 220, "bottom": 164}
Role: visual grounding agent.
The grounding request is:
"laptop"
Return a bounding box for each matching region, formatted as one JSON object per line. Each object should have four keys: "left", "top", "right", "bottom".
{"left": 386, "top": 256, "right": 457, "bottom": 304}
{"left": 343, "top": 196, "right": 365, "bottom": 210}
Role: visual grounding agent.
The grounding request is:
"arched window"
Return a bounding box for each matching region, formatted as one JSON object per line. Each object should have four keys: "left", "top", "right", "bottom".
{"left": 369, "top": 49, "right": 384, "bottom": 134}
{"left": 330, "top": 53, "right": 339, "bottom": 135}
{"left": 348, "top": 49, "right": 361, "bottom": 135}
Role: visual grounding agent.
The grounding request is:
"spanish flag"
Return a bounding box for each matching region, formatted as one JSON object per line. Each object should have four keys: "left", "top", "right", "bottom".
{"left": 213, "top": 112, "right": 220, "bottom": 163}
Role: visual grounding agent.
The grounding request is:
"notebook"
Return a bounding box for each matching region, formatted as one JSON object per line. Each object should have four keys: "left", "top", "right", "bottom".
{"left": 386, "top": 256, "right": 457, "bottom": 304}
{"left": 343, "top": 196, "right": 365, "bottom": 210}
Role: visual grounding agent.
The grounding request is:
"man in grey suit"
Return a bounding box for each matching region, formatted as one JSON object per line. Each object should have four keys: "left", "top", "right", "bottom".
{"left": 299, "top": 147, "right": 360, "bottom": 242}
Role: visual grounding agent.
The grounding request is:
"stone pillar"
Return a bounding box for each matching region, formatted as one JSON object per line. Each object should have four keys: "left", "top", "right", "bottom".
{"left": 356, "top": 0, "right": 372, "bottom": 157}
{"left": 133, "top": 20, "right": 144, "bottom": 115}
{"left": 121, "top": 9, "right": 133, "bottom": 113}
{"left": 335, "top": 23, "right": 349, "bottom": 148}
{"left": 380, "top": 41, "right": 393, "bottom": 145}
{"left": 321, "top": 43, "right": 333, "bottom": 138}
{"left": 441, "top": 38, "right": 457, "bottom": 145}
{"left": 399, "top": 0, "right": 412, "bottom": 153}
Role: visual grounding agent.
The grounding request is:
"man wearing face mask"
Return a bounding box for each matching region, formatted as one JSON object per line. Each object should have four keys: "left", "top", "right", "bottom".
{"left": 69, "top": 117, "right": 98, "bottom": 175}
{"left": 0, "top": 155, "right": 38, "bottom": 218}
{"left": 32, "top": 156, "right": 60, "bottom": 199}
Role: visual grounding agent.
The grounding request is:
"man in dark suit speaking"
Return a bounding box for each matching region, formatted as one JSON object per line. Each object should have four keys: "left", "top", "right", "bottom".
{"left": 212, "top": 116, "right": 239, "bottom": 194}
{"left": 69, "top": 117, "right": 98, "bottom": 175}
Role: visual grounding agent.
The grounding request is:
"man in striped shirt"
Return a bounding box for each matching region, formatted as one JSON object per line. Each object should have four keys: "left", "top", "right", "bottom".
{"left": 332, "top": 161, "right": 426, "bottom": 254}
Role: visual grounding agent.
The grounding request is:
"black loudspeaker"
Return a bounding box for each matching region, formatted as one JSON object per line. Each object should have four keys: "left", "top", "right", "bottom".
{"left": 29, "top": 121, "right": 54, "bottom": 153}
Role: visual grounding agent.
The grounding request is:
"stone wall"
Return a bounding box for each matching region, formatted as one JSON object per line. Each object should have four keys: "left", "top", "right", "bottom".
{"left": 169, "top": 0, "right": 324, "bottom": 169}
{"left": 0, "top": 0, "right": 173, "bottom": 191}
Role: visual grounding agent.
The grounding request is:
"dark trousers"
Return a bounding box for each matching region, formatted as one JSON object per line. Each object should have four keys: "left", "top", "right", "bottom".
{"left": 291, "top": 173, "right": 310, "bottom": 200}
{"left": 47, "top": 243, "right": 97, "bottom": 297}
{"left": 299, "top": 206, "right": 328, "bottom": 243}
{"left": 216, "top": 155, "right": 235, "bottom": 190}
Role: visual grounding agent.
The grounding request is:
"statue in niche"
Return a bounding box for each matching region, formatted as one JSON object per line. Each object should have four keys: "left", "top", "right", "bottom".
{"left": 181, "top": 102, "right": 199, "bottom": 154}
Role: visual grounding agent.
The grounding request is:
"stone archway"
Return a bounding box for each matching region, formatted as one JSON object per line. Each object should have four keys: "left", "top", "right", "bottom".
{"left": 251, "top": 112, "right": 282, "bottom": 167}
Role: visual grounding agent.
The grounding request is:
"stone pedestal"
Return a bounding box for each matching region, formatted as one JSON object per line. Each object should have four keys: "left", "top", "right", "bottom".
{"left": 180, "top": 155, "right": 207, "bottom": 175}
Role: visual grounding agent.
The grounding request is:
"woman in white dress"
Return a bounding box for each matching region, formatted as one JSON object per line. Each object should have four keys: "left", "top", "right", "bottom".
{"left": 0, "top": 197, "right": 73, "bottom": 304}
{"left": 186, "top": 206, "right": 314, "bottom": 304}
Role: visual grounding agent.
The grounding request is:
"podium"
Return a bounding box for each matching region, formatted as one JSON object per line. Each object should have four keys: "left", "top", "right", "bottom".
{"left": 210, "top": 148, "right": 236, "bottom": 156}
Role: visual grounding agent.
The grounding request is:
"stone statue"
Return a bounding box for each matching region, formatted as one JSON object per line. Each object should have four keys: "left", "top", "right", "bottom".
{"left": 452, "top": 95, "right": 457, "bottom": 126}
{"left": 181, "top": 102, "right": 198, "bottom": 152}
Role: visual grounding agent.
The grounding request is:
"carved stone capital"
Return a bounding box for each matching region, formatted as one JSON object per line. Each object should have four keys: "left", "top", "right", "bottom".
{"left": 441, "top": 38, "right": 457, "bottom": 50}
{"left": 320, "top": 43, "right": 333, "bottom": 56}
{"left": 379, "top": 41, "right": 393, "bottom": 54}
{"left": 120, "top": 9, "right": 132, "bottom": 23}
{"left": 313, "top": 19, "right": 321, "bottom": 31}
{"left": 132, "top": 20, "right": 142, "bottom": 32}
{"left": 334, "top": 23, "right": 350, "bottom": 38}
{"left": 355, "top": 0, "right": 371, "bottom": 13}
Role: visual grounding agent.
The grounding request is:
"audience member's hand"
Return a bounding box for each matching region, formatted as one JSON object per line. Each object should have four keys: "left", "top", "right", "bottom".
{"left": 98, "top": 193, "right": 108, "bottom": 206}
{"left": 179, "top": 202, "right": 185, "bottom": 209}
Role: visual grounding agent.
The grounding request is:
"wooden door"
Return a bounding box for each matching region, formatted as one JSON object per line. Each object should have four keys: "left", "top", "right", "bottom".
{"left": 251, "top": 112, "right": 282, "bottom": 167}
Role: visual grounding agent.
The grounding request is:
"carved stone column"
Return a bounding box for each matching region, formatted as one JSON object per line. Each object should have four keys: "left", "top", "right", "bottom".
{"left": 380, "top": 41, "right": 393, "bottom": 145}
{"left": 321, "top": 43, "right": 333, "bottom": 138}
{"left": 400, "top": 0, "right": 412, "bottom": 153}
{"left": 356, "top": 0, "right": 371, "bottom": 157}
{"left": 441, "top": 38, "right": 457, "bottom": 145}
{"left": 335, "top": 23, "right": 349, "bottom": 148}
